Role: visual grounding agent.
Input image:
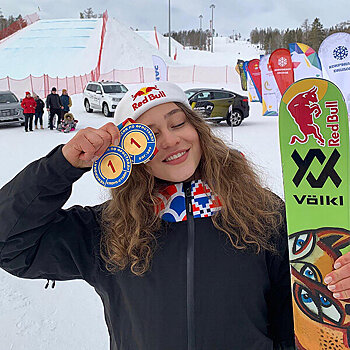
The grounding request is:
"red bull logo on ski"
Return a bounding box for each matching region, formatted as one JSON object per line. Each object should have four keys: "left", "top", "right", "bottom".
{"left": 288, "top": 86, "right": 325, "bottom": 146}
{"left": 131, "top": 85, "right": 166, "bottom": 111}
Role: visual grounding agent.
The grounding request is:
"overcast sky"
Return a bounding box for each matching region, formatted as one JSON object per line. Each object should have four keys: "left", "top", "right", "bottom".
{"left": 1, "top": 0, "right": 350, "bottom": 39}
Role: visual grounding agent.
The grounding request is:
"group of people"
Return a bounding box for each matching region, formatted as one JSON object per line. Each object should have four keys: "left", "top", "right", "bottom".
{"left": 21, "top": 87, "right": 76, "bottom": 133}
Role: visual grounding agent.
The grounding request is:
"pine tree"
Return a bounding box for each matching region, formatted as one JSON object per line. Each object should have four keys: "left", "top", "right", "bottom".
{"left": 309, "top": 18, "right": 325, "bottom": 51}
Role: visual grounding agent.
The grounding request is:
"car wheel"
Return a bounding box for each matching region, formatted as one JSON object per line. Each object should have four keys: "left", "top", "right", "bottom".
{"left": 227, "top": 109, "right": 243, "bottom": 126}
{"left": 103, "top": 103, "right": 112, "bottom": 117}
{"left": 85, "top": 99, "right": 93, "bottom": 113}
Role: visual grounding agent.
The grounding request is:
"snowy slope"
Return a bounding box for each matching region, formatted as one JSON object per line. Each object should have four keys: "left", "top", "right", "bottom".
{"left": 136, "top": 31, "right": 263, "bottom": 67}
{"left": 100, "top": 18, "right": 174, "bottom": 72}
{"left": 136, "top": 30, "right": 184, "bottom": 57}
{"left": 0, "top": 19, "right": 102, "bottom": 79}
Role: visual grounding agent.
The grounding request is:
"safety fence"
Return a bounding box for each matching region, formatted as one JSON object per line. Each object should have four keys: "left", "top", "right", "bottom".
{"left": 0, "top": 12, "right": 39, "bottom": 42}
{"left": 0, "top": 65, "right": 240, "bottom": 98}
{"left": 94, "top": 10, "right": 108, "bottom": 81}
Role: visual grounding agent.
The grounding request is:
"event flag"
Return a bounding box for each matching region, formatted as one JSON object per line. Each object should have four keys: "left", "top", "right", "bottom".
{"left": 269, "top": 48, "right": 294, "bottom": 95}
{"left": 259, "top": 54, "right": 280, "bottom": 116}
{"left": 289, "top": 43, "right": 322, "bottom": 81}
{"left": 152, "top": 55, "right": 167, "bottom": 82}
{"left": 318, "top": 32, "right": 350, "bottom": 113}
{"left": 247, "top": 59, "right": 262, "bottom": 102}
{"left": 236, "top": 59, "right": 247, "bottom": 91}
{"left": 244, "top": 61, "right": 259, "bottom": 102}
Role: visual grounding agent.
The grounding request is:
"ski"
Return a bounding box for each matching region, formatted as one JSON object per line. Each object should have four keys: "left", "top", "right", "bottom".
{"left": 279, "top": 78, "right": 350, "bottom": 349}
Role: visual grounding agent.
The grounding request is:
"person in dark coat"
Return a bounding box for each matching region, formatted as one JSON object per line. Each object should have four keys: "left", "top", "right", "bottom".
{"left": 3, "top": 82, "right": 350, "bottom": 349}
{"left": 60, "top": 89, "right": 72, "bottom": 116}
{"left": 33, "top": 93, "right": 45, "bottom": 129}
{"left": 46, "top": 87, "right": 63, "bottom": 130}
{"left": 21, "top": 91, "right": 36, "bottom": 132}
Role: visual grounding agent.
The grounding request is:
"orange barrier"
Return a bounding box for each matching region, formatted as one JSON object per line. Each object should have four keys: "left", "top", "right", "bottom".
{"left": 0, "top": 65, "right": 239, "bottom": 99}
{"left": 0, "top": 12, "right": 39, "bottom": 41}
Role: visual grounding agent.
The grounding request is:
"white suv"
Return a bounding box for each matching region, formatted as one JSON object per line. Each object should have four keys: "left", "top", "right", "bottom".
{"left": 83, "top": 81, "right": 128, "bottom": 117}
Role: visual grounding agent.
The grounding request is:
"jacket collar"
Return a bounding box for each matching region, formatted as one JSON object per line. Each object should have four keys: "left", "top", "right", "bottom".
{"left": 155, "top": 179, "right": 222, "bottom": 222}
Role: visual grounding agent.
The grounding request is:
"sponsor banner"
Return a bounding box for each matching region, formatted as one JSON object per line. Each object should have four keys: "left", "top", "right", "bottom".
{"left": 289, "top": 43, "right": 322, "bottom": 81}
{"left": 247, "top": 59, "right": 262, "bottom": 102}
{"left": 152, "top": 55, "right": 167, "bottom": 82}
{"left": 244, "top": 61, "right": 259, "bottom": 102}
{"left": 259, "top": 54, "right": 280, "bottom": 116}
{"left": 319, "top": 32, "right": 350, "bottom": 113}
{"left": 269, "top": 48, "right": 294, "bottom": 95}
{"left": 236, "top": 59, "right": 247, "bottom": 91}
{"left": 279, "top": 77, "right": 350, "bottom": 349}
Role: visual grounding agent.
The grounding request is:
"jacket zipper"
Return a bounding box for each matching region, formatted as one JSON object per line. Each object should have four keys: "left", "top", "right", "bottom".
{"left": 184, "top": 182, "right": 195, "bottom": 350}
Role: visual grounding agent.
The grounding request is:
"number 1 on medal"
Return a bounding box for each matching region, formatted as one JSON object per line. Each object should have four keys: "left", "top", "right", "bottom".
{"left": 130, "top": 137, "right": 141, "bottom": 148}
{"left": 108, "top": 160, "right": 116, "bottom": 173}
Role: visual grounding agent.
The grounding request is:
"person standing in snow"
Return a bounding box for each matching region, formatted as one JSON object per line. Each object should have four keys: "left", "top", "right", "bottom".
{"left": 46, "top": 87, "right": 63, "bottom": 130}
{"left": 21, "top": 91, "right": 36, "bottom": 132}
{"left": 33, "top": 93, "right": 45, "bottom": 129}
{"left": 2, "top": 82, "right": 350, "bottom": 349}
{"left": 60, "top": 89, "right": 72, "bottom": 117}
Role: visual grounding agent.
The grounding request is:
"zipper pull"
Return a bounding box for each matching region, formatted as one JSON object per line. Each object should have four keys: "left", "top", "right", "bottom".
{"left": 185, "top": 185, "right": 193, "bottom": 214}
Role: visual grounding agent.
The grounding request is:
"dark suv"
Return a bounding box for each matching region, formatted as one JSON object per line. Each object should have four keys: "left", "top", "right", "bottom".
{"left": 0, "top": 91, "right": 24, "bottom": 127}
{"left": 185, "top": 88, "right": 249, "bottom": 126}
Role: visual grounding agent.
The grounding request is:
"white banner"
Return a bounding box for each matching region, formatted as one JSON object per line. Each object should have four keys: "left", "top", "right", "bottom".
{"left": 289, "top": 43, "right": 322, "bottom": 81}
{"left": 152, "top": 55, "right": 167, "bottom": 82}
{"left": 319, "top": 33, "right": 350, "bottom": 112}
{"left": 259, "top": 54, "right": 280, "bottom": 116}
{"left": 247, "top": 72, "right": 259, "bottom": 102}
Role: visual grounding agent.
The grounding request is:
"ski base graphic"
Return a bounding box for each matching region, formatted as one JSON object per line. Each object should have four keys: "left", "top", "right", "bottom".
{"left": 279, "top": 78, "right": 350, "bottom": 349}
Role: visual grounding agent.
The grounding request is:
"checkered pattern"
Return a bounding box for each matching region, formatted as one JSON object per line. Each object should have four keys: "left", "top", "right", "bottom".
{"left": 155, "top": 180, "right": 222, "bottom": 222}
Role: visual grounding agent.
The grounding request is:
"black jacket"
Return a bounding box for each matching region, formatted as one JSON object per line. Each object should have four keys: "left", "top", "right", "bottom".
{"left": 35, "top": 98, "right": 45, "bottom": 113}
{"left": 46, "top": 93, "right": 62, "bottom": 109}
{"left": 0, "top": 146, "right": 295, "bottom": 350}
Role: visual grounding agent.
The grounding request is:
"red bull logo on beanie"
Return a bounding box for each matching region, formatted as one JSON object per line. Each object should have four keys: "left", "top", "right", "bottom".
{"left": 131, "top": 85, "right": 166, "bottom": 111}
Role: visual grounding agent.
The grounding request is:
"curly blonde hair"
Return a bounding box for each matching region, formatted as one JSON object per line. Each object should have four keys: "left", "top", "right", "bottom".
{"left": 101, "top": 103, "right": 283, "bottom": 275}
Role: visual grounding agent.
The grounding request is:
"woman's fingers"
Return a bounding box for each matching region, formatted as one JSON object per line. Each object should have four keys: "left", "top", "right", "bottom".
{"left": 324, "top": 251, "right": 350, "bottom": 300}
{"left": 62, "top": 122, "right": 120, "bottom": 168}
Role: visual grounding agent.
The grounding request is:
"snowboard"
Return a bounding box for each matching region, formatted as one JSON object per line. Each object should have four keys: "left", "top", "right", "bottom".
{"left": 279, "top": 78, "right": 350, "bottom": 349}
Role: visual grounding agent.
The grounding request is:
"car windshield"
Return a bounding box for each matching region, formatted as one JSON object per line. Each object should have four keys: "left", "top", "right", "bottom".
{"left": 103, "top": 85, "right": 128, "bottom": 93}
{"left": 185, "top": 90, "right": 198, "bottom": 99}
{"left": 0, "top": 93, "right": 18, "bottom": 104}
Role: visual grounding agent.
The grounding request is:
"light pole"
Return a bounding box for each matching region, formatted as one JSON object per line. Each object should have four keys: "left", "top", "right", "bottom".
{"left": 210, "top": 4, "right": 215, "bottom": 53}
{"left": 199, "top": 14, "right": 203, "bottom": 49}
{"left": 168, "top": 0, "right": 171, "bottom": 57}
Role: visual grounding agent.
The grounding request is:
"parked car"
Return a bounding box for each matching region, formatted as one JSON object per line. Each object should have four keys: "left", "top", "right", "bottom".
{"left": 0, "top": 91, "right": 24, "bottom": 127}
{"left": 83, "top": 81, "right": 128, "bottom": 117}
{"left": 185, "top": 88, "right": 249, "bottom": 126}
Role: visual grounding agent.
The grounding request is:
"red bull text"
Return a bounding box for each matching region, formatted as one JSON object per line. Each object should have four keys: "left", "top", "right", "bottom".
{"left": 132, "top": 89, "right": 166, "bottom": 111}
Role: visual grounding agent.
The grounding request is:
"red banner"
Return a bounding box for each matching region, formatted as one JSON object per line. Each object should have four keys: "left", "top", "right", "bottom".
{"left": 269, "top": 48, "right": 294, "bottom": 95}
{"left": 154, "top": 26, "right": 160, "bottom": 50}
{"left": 247, "top": 59, "right": 262, "bottom": 102}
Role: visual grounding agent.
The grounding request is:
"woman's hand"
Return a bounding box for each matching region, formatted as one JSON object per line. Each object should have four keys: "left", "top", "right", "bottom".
{"left": 62, "top": 122, "right": 120, "bottom": 169}
{"left": 324, "top": 251, "right": 350, "bottom": 300}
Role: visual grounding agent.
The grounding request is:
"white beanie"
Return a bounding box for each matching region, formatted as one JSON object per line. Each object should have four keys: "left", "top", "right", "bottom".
{"left": 114, "top": 82, "right": 190, "bottom": 126}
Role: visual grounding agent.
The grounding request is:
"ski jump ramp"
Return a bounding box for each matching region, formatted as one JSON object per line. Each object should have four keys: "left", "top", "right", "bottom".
{"left": 0, "top": 19, "right": 102, "bottom": 79}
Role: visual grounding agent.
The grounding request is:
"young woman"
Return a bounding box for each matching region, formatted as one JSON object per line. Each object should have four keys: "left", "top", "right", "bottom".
{"left": 1, "top": 82, "right": 350, "bottom": 350}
